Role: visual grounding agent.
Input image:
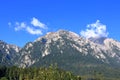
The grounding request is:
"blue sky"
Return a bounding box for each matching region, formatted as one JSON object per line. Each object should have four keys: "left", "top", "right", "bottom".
{"left": 0, "top": 0, "right": 120, "bottom": 47}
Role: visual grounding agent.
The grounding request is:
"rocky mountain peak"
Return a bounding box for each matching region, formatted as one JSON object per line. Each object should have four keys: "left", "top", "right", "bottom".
{"left": 34, "top": 30, "right": 80, "bottom": 43}
{"left": 0, "top": 40, "right": 20, "bottom": 66}
{"left": 0, "top": 30, "right": 120, "bottom": 68}
{"left": 103, "top": 38, "right": 120, "bottom": 49}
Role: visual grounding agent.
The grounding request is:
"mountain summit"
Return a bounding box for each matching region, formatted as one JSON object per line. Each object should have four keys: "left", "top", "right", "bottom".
{"left": 13, "top": 30, "right": 120, "bottom": 68}
{"left": 0, "top": 30, "right": 120, "bottom": 76}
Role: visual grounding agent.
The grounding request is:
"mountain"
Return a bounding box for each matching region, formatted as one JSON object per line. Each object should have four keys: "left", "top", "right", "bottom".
{"left": 0, "top": 40, "right": 20, "bottom": 66}
{"left": 0, "top": 30, "right": 120, "bottom": 78}
{"left": 88, "top": 37, "right": 106, "bottom": 44}
{"left": 16, "top": 30, "right": 120, "bottom": 68}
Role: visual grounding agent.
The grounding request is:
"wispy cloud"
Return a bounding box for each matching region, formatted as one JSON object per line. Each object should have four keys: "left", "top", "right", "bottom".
{"left": 9, "top": 17, "right": 48, "bottom": 35}
{"left": 8, "top": 22, "right": 12, "bottom": 26}
{"left": 14, "top": 22, "right": 26, "bottom": 31}
{"left": 80, "top": 20, "right": 109, "bottom": 38}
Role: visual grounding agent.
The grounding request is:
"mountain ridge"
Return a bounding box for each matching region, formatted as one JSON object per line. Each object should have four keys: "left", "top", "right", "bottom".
{"left": 1, "top": 30, "right": 120, "bottom": 66}
{"left": 0, "top": 40, "right": 20, "bottom": 66}
{"left": 0, "top": 30, "right": 120, "bottom": 78}
{"left": 12, "top": 30, "right": 120, "bottom": 67}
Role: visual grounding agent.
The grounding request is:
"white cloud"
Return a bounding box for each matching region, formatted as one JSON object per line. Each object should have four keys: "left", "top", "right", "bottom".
{"left": 10, "top": 17, "right": 48, "bottom": 35}
{"left": 14, "top": 22, "right": 26, "bottom": 31}
{"left": 26, "top": 27, "right": 42, "bottom": 35}
{"left": 80, "top": 20, "right": 109, "bottom": 38}
{"left": 31, "top": 17, "right": 47, "bottom": 29}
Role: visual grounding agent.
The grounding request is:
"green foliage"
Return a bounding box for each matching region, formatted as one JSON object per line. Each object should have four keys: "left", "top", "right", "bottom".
{"left": 0, "top": 65, "right": 120, "bottom": 80}
{"left": 0, "top": 77, "right": 8, "bottom": 80}
{"left": 0, "top": 65, "right": 81, "bottom": 80}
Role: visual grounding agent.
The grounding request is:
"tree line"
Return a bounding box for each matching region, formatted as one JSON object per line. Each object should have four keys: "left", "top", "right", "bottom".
{"left": 0, "top": 65, "right": 81, "bottom": 80}
{"left": 0, "top": 65, "right": 116, "bottom": 80}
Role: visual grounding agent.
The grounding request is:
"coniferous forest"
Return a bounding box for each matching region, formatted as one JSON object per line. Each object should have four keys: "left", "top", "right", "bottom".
{"left": 0, "top": 65, "right": 81, "bottom": 80}
{"left": 0, "top": 65, "right": 119, "bottom": 80}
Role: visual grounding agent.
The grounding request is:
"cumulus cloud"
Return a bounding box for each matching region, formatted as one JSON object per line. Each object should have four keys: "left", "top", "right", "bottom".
{"left": 9, "top": 17, "right": 48, "bottom": 35}
{"left": 31, "top": 17, "right": 47, "bottom": 29}
{"left": 80, "top": 20, "right": 109, "bottom": 38}
{"left": 26, "top": 27, "right": 42, "bottom": 35}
